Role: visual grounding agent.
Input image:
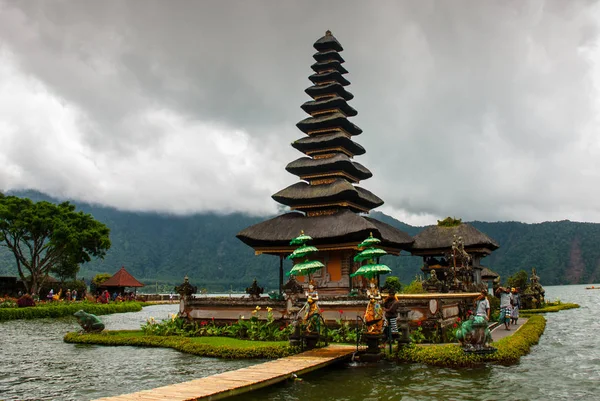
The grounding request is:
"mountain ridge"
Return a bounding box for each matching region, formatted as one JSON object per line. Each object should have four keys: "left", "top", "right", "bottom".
{"left": 1, "top": 190, "right": 598, "bottom": 289}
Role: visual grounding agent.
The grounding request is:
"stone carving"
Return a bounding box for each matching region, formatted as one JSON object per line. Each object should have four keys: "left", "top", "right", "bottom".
{"left": 245, "top": 279, "right": 264, "bottom": 299}
{"left": 175, "top": 276, "right": 198, "bottom": 299}
{"left": 74, "top": 310, "right": 105, "bottom": 333}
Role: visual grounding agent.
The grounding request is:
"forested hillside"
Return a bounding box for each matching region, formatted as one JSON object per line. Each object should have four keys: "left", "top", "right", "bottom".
{"left": 2, "top": 190, "right": 599, "bottom": 290}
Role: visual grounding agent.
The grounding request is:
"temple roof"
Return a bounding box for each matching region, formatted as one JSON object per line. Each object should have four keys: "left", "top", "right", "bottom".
{"left": 285, "top": 154, "right": 372, "bottom": 180}
{"left": 313, "top": 30, "right": 344, "bottom": 52}
{"left": 272, "top": 179, "right": 383, "bottom": 211}
{"left": 411, "top": 224, "right": 499, "bottom": 254}
{"left": 309, "top": 71, "right": 350, "bottom": 86}
{"left": 296, "top": 112, "right": 362, "bottom": 136}
{"left": 101, "top": 266, "right": 145, "bottom": 288}
{"left": 291, "top": 132, "right": 365, "bottom": 156}
{"left": 236, "top": 209, "right": 414, "bottom": 251}
{"left": 313, "top": 50, "right": 344, "bottom": 63}
{"left": 481, "top": 267, "right": 499, "bottom": 279}
{"left": 311, "top": 60, "right": 348, "bottom": 74}
{"left": 305, "top": 83, "right": 354, "bottom": 101}
{"left": 300, "top": 97, "right": 357, "bottom": 117}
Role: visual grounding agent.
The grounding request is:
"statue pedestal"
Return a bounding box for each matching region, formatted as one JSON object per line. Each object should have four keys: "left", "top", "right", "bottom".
{"left": 363, "top": 333, "right": 383, "bottom": 354}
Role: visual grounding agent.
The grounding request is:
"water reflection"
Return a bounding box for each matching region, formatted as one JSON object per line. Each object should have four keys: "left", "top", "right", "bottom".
{"left": 0, "top": 304, "right": 255, "bottom": 401}
{"left": 229, "top": 285, "right": 600, "bottom": 401}
{"left": 2, "top": 287, "right": 599, "bottom": 400}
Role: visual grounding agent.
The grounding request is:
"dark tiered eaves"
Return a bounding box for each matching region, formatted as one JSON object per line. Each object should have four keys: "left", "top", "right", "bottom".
{"left": 237, "top": 31, "right": 413, "bottom": 254}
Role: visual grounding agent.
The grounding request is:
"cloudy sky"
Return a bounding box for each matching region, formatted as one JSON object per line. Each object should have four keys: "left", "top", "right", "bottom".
{"left": 1, "top": 1, "right": 599, "bottom": 225}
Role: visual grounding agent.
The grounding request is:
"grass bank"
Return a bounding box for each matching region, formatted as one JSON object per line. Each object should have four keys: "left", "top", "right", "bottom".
{"left": 520, "top": 302, "right": 579, "bottom": 315}
{"left": 64, "top": 330, "right": 296, "bottom": 359}
{"left": 392, "top": 315, "right": 547, "bottom": 367}
{"left": 0, "top": 302, "right": 147, "bottom": 321}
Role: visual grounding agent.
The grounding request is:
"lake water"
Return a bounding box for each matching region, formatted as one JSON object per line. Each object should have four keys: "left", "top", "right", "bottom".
{"left": 0, "top": 285, "right": 598, "bottom": 400}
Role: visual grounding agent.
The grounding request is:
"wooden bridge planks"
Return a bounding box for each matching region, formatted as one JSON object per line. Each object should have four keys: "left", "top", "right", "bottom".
{"left": 94, "top": 344, "right": 356, "bottom": 401}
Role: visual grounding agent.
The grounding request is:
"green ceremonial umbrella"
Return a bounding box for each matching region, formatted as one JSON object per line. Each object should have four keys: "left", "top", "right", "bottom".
{"left": 357, "top": 232, "right": 381, "bottom": 249}
{"left": 287, "top": 260, "right": 325, "bottom": 277}
{"left": 350, "top": 263, "right": 392, "bottom": 279}
{"left": 287, "top": 245, "right": 319, "bottom": 260}
{"left": 353, "top": 247, "right": 387, "bottom": 262}
{"left": 290, "top": 230, "right": 313, "bottom": 246}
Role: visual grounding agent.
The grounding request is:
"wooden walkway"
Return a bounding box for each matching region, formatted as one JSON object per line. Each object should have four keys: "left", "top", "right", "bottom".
{"left": 94, "top": 344, "right": 356, "bottom": 401}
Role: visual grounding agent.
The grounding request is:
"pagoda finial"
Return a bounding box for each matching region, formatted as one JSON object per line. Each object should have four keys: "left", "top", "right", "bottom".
{"left": 326, "top": 30, "right": 332, "bottom": 36}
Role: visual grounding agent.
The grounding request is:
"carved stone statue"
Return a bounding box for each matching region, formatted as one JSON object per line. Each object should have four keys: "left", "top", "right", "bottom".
{"left": 424, "top": 269, "right": 443, "bottom": 293}
{"left": 245, "top": 279, "right": 264, "bottom": 299}
{"left": 74, "top": 310, "right": 105, "bottom": 333}
{"left": 175, "top": 276, "right": 198, "bottom": 299}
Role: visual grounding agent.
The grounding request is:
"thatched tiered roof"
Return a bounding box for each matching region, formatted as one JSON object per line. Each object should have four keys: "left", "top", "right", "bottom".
{"left": 292, "top": 132, "right": 365, "bottom": 156}
{"left": 411, "top": 223, "right": 499, "bottom": 256}
{"left": 237, "top": 30, "right": 412, "bottom": 255}
{"left": 285, "top": 154, "right": 372, "bottom": 181}
{"left": 237, "top": 210, "right": 413, "bottom": 254}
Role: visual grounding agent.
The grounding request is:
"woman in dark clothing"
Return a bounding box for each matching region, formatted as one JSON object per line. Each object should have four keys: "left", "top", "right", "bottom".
{"left": 383, "top": 290, "right": 400, "bottom": 335}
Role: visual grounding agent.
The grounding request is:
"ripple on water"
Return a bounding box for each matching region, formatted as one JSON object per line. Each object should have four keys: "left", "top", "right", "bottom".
{"left": 0, "top": 304, "right": 256, "bottom": 401}
{"left": 3, "top": 287, "right": 600, "bottom": 400}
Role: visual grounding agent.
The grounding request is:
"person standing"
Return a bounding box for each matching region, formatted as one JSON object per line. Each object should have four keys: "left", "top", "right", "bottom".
{"left": 496, "top": 286, "right": 512, "bottom": 330}
{"left": 475, "top": 289, "right": 491, "bottom": 321}
{"left": 511, "top": 288, "right": 520, "bottom": 325}
{"left": 383, "top": 290, "right": 400, "bottom": 336}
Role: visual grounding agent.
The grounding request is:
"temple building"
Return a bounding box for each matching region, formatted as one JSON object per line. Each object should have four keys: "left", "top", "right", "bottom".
{"left": 411, "top": 219, "right": 499, "bottom": 292}
{"left": 237, "top": 31, "right": 413, "bottom": 296}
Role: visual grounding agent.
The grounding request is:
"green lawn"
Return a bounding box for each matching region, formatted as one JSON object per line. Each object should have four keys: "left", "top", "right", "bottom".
{"left": 64, "top": 330, "right": 295, "bottom": 359}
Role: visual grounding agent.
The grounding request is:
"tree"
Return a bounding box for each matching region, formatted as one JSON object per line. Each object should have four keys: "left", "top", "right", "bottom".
{"left": 507, "top": 269, "right": 528, "bottom": 290}
{"left": 0, "top": 196, "right": 111, "bottom": 295}
{"left": 50, "top": 254, "right": 80, "bottom": 282}
{"left": 91, "top": 273, "right": 112, "bottom": 294}
{"left": 382, "top": 276, "right": 402, "bottom": 293}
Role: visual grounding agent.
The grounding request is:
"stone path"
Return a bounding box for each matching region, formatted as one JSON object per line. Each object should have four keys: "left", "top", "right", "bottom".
{"left": 491, "top": 318, "right": 528, "bottom": 342}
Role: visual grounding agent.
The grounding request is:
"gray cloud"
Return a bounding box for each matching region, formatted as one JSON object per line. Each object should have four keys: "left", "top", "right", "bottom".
{"left": 0, "top": 0, "right": 599, "bottom": 224}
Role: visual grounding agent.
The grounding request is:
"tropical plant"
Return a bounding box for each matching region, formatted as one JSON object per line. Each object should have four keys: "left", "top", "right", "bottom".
{"left": 382, "top": 276, "right": 402, "bottom": 293}
{"left": 403, "top": 279, "right": 425, "bottom": 294}
{"left": 0, "top": 196, "right": 111, "bottom": 294}
{"left": 507, "top": 270, "right": 528, "bottom": 290}
{"left": 410, "top": 322, "right": 426, "bottom": 343}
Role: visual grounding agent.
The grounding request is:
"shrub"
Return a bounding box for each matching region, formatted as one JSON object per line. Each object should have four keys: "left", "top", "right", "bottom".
{"left": 520, "top": 302, "right": 579, "bottom": 315}
{"left": 17, "top": 294, "right": 36, "bottom": 308}
{"left": 0, "top": 301, "right": 144, "bottom": 321}
{"left": 403, "top": 279, "right": 425, "bottom": 294}
{"left": 141, "top": 306, "right": 294, "bottom": 342}
{"left": 382, "top": 276, "right": 402, "bottom": 293}
{"left": 393, "top": 315, "right": 547, "bottom": 367}
{"left": 0, "top": 297, "right": 18, "bottom": 308}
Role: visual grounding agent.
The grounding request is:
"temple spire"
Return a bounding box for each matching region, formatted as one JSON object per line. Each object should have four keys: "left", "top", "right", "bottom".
{"left": 272, "top": 31, "right": 383, "bottom": 216}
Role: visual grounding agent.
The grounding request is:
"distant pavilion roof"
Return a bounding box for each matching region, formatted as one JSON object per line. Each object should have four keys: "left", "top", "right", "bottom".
{"left": 481, "top": 267, "right": 500, "bottom": 279}
{"left": 101, "top": 267, "right": 145, "bottom": 288}
{"left": 411, "top": 224, "right": 499, "bottom": 256}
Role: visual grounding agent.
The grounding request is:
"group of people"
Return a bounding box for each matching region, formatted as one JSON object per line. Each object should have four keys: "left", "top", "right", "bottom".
{"left": 496, "top": 286, "right": 521, "bottom": 330}
{"left": 45, "top": 288, "right": 81, "bottom": 301}
{"left": 95, "top": 290, "right": 137, "bottom": 303}
{"left": 471, "top": 286, "right": 521, "bottom": 330}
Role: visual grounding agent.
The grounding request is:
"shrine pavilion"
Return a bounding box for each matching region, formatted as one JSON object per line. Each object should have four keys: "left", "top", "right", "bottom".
{"left": 99, "top": 266, "right": 145, "bottom": 295}
{"left": 237, "top": 31, "right": 413, "bottom": 296}
{"left": 411, "top": 219, "right": 499, "bottom": 291}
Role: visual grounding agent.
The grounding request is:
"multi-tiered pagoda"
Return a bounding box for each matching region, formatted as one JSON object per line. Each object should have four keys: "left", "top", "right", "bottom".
{"left": 237, "top": 31, "right": 413, "bottom": 295}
